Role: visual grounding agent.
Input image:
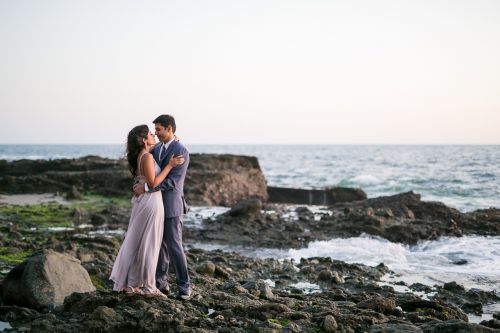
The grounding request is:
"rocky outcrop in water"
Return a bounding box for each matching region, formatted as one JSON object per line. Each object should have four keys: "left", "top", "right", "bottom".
{"left": 432, "top": 282, "right": 500, "bottom": 317}
{"left": 268, "top": 186, "right": 367, "bottom": 205}
{"left": 187, "top": 192, "right": 500, "bottom": 248}
{"left": 0, "top": 155, "right": 268, "bottom": 206}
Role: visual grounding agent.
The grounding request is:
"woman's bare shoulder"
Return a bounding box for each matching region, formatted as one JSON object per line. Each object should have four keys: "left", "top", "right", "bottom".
{"left": 143, "top": 152, "right": 154, "bottom": 161}
{"left": 139, "top": 152, "right": 154, "bottom": 165}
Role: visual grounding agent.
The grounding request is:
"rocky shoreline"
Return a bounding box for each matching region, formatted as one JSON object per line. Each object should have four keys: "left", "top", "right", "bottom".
{"left": 0, "top": 155, "right": 499, "bottom": 332}
{"left": 1, "top": 238, "right": 499, "bottom": 332}
{"left": 0, "top": 197, "right": 498, "bottom": 332}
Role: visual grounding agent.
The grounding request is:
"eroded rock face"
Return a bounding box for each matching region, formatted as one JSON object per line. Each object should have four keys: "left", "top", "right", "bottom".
{"left": 2, "top": 250, "right": 96, "bottom": 309}
{"left": 0, "top": 154, "right": 268, "bottom": 206}
{"left": 186, "top": 154, "right": 268, "bottom": 206}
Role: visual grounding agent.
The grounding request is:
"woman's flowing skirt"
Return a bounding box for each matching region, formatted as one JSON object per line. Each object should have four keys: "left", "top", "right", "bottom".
{"left": 109, "top": 192, "right": 164, "bottom": 292}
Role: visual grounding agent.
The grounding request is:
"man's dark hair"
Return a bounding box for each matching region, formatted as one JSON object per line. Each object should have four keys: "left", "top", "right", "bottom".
{"left": 153, "top": 114, "right": 176, "bottom": 133}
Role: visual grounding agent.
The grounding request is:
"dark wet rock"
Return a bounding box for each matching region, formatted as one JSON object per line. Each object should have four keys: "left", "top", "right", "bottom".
{"left": 357, "top": 297, "right": 402, "bottom": 316}
{"left": 332, "top": 271, "right": 345, "bottom": 284}
{"left": 443, "top": 281, "right": 466, "bottom": 292}
{"left": 400, "top": 298, "right": 468, "bottom": 322}
{"left": 323, "top": 314, "right": 338, "bottom": 332}
{"left": 214, "top": 265, "right": 232, "bottom": 279}
{"left": 65, "top": 185, "right": 82, "bottom": 200}
{"left": 409, "top": 283, "right": 434, "bottom": 293}
{"left": 90, "top": 213, "right": 108, "bottom": 226}
{"left": 2, "top": 250, "right": 96, "bottom": 310}
{"left": 315, "top": 269, "right": 344, "bottom": 284}
{"left": 480, "top": 319, "right": 500, "bottom": 329}
{"left": 419, "top": 319, "right": 499, "bottom": 332}
{"left": 318, "top": 269, "right": 334, "bottom": 281}
{"left": 455, "top": 208, "right": 500, "bottom": 236}
{"left": 195, "top": 261, "right": 216, "bottom": 276}
{"left": 300, "top": 265, "right": 315, "bottom": 274}
{"left": 228, "top": 198, "right": 263, "bottom": 218}
{"left": 87, "top": 306, "right": 123, "bottom": 331}
{"left": 285, "top": 221, "right": 305, "bottom": 233}
{"left": 221, "top": 279, "right": 248, "bottom": 294}
{"left": 242, "top": 280, "right": 274, "bottom": 299}
{"left": 291, "top": 206, "right": 313, "bottom": 223}
{"left": 296, "top": 206, "right": 313, "bottom": 215}
{"left": 462, "top": 302, "right": 484, "bottom": 315}
{"left": 375, "top": 208, "right": 395, "bottom": 218}
{"left": 268, "top": 186, "right": 367, "bottom": 205}
{"left": 432, "top": 283, "right": 500, "bottom": 315}
{"left": 465, "top": 289, "right": 500, "bottom": 305}
{"left": 368, "top": 323, "right": 424, "bottom": 333}
{"left": 0, "top": 305, "right": 39, "bottom": 322}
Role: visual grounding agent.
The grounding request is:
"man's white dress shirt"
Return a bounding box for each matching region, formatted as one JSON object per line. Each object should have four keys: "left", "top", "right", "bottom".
{"left": 145, "top": 137, "right": 175, "bottom": 191}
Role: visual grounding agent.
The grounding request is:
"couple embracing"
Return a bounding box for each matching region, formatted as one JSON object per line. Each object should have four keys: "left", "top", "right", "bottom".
{"left": 109, "top": 114, "right": 191, "bottom": 300}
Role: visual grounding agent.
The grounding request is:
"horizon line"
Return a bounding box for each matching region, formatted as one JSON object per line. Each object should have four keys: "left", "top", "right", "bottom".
{"left": 1, "top": 143, "right": 500, "bottom": 146}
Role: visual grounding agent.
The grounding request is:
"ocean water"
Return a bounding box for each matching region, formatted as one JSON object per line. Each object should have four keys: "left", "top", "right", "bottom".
{"left": 1, "top": 144, "right": 498, "bottom": 212}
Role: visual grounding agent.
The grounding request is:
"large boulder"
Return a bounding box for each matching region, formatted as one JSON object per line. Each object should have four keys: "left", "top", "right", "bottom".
{"left": 0, "top": 154, "right": 269, "bottom": 206}
{"left": 2, "top": 250, "right": 96, "bottom": 309}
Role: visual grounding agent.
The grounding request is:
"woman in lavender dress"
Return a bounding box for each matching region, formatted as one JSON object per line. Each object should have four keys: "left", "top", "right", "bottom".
{"left": 110, "top": 125, "right": 183, "bottom": 297}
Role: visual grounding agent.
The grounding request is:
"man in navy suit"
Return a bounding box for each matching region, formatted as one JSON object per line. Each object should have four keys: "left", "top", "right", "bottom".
{"left": 133, "top": 114, "right": 191, "bottom": 299}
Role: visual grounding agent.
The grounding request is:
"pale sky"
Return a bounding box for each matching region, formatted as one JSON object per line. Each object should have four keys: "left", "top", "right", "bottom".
{"left": 0, "top": 0, "right": 499, "bottom": 144}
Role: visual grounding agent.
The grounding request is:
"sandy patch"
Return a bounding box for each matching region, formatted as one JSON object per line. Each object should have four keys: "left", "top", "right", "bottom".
{"left": 0, "top": 194, "right": 67, "bottom": 206}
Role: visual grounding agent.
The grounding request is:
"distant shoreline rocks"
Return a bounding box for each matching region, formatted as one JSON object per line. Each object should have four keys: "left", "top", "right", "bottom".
{"left": 0, "top": 155, "right": 269, "bottom": 206}
{"left": 0, "top": 155, "right": 366, "bottom": 207}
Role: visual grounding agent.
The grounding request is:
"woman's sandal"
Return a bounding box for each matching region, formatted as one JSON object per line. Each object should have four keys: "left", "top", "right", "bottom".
{"left": 123, "top": 287, "right": 143, "bottom": 295}
{"left": 143, "top": 289, "right": 168, "bottom": 299}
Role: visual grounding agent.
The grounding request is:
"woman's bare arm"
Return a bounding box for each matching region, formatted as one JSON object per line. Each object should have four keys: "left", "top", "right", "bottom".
{"left": 140, "top": 153, "right": 184, "bottom": 189}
